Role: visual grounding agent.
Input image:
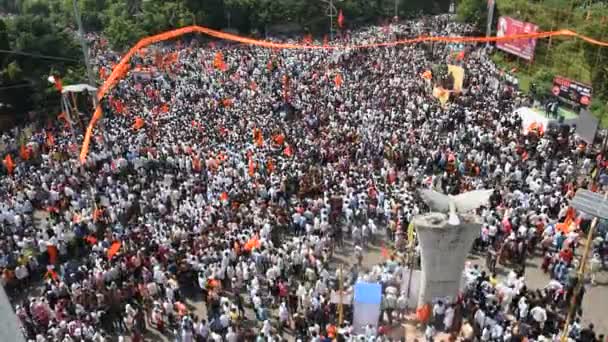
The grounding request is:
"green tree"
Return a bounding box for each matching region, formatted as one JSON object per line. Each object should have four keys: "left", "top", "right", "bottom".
{"left": 456, "top": 0, "right": 487, "bottom": 29}
{"left": 102, "top": 2, "right": 145, "bottom": 49}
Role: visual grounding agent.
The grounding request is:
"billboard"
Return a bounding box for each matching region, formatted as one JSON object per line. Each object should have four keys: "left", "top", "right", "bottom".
{"left": 496, "top": 16, "right": 539, "bottom": 60}
{"left": 552, "top": 76, "right": 593, "bottom": 107}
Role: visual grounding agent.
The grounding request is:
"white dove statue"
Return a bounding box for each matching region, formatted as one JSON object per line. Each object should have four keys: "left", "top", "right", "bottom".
{"left": 418, "top": 189, "right": 494, "bottom": 226}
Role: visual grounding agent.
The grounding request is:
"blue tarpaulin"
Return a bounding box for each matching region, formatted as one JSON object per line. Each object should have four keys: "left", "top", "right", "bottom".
{"left": 354, "top": 282, "right": 382, "bottom": 304}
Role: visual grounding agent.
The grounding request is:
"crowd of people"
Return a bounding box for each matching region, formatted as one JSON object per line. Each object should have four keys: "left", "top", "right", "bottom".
{"left": 1, "top": 14, "right": 607, "bottom": 341}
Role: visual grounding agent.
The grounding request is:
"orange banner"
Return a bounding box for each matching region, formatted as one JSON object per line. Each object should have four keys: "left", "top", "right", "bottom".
{"left": 79, "top": 26, "right": 608, "bottom": 164}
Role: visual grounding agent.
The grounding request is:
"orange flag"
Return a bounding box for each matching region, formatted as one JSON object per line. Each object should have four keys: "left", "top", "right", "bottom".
{"left": 334, "top": 74, "right": 343, "bottom": 87}
{"left": 3, "top": 154, "right": 15, "bottom": 174}
{"left": 253, "top": 128, "right": 264, "bottom": 147}
{"left": 221, "top": 98, "right": 233, "bottom": 107}
{"left": 337, "top": 9, "right": 345, "bottom": 28}
{"left": 220, "top": 192, "right": 229, "bottom": 202}
{"left": 213, "top": 51, "right": 227, "bottom": 71}
{"left": 284, "top": 145, "right": 293, "bottom": 157}
{"left": 44, "top": 269, "right": 59, "bottom": 281}
{"left": 248, "top": 158, "right": 256, "bottom": 177}
{"left": 303, "top": 34, "right": 313, "bottom": 45}
{"left": 416, "top": 304, "right": 431, "bottom": 323}
{"left": 161, "top": 103, "right": 170, "bottom": 113}
{"left": 133, "top": 117, "right": 145, "bottom": 130}
{"left": 421, "top": 70, "right": 432, "bottom": 80}
{"left": 266, "top": 158, "right": 275, "bottom": 174}
{"left": 47, "top": 245, "right": 58, "bottom": 265}
{"left": 19, "top": 145, "right": 31, "bottom": 161}
{"left": 192, "top": 155, "right": 201, "bottom": 172}
{"left": 107, "top": 241, "right": 121, "bottom": 260}
{"left": 85, "top": 235, "right": 98, "bottom": 245}
{"left": 272, "top": 133, "right": 285, "bottom": 146}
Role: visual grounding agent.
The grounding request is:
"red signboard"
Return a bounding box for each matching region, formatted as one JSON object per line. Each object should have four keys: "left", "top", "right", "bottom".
{"left": 496, "top": 16, "right": 539, "bottom": 61}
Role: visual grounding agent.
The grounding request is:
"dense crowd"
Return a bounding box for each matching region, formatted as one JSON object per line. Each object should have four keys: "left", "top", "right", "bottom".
{"left": 1, "top": 14, "right": 607, "bottom": 342}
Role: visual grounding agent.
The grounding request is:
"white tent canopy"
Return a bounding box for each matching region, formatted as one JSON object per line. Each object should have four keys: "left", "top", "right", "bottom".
{"left": 61, "top": 84, "right": 97, "bottom": 94}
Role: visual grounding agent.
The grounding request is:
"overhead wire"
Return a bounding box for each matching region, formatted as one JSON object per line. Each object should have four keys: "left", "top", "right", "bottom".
{"left": 0, "top": 49, "right": 81, "bottom": 62}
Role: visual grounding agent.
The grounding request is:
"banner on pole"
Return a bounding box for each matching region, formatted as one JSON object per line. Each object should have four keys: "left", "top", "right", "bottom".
{"left": 496, "top": 16, "right": 539, "bottom": 60}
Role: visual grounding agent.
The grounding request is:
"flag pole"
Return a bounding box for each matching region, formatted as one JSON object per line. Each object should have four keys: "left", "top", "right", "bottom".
{"left": 560, "top": 190, "right": 607, "bottom": 341}
{"left": 338, "top": 265, "right": 344, "bottom": 325}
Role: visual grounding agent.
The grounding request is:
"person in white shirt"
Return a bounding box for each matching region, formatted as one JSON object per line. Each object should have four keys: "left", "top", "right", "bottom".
{"left": 530, "top": 305, "right": 547, "bottom": 330}
{"left": 518, "top": 297, "right": 529, "bottom": 321}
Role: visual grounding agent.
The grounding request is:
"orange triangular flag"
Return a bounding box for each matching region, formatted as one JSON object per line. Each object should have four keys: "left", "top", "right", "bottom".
{"left": 3, "top": 154, "right": 15, "bottom": 174}
{"left": 334, "top": 74, "right": 343, "bottom": 87}
{"left": 133, "top": 117, "right": 145, "bottom": 130}
{"left": 220, "top": 192, "right": 229, "bottom": 202}
{"left": 284, "top": 145, "right": 293, "bottom": 157}
{"left": 107, "top": 241, "right": 121, "bottom": 260}
{"left": 272, "top": 134, "right": 285, "bottom": 146}
{"left": 161, "top": 103, "right": 170, "bottom": 113}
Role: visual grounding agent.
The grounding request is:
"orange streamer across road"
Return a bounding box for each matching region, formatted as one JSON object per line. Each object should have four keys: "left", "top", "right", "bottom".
{"left": 79, "top": 26, "right": 608, "bottom": 163}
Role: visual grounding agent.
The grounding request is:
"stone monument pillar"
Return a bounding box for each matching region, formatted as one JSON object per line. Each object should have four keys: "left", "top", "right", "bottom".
{"left": 414, "top": 212, "right": 481, "bottom": 306}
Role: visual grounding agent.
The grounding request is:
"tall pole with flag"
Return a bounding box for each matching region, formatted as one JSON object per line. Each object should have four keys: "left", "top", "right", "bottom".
{"left": 486, "top": 0, "right": 495, "bottom": 47}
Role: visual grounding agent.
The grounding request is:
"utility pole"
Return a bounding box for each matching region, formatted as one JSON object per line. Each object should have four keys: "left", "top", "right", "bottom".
{"left": 72, "top": 0, "right": 98, "bottom": 106}
{"left": 338, "top": 265, "right": 344, "bottom": 325}
{"left": 563, "top": 190, "right": 608, "bottom": 341}
{"left": 394, "top": 0, "right": 399, "bottom": 20}
{"left": 486, "top": 0, "right": 495, "bottom": 47}
{"left": 321, "top": 0, "right": 338, "bottom": 41}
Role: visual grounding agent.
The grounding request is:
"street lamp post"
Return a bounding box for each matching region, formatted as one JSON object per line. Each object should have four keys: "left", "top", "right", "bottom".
{"left": 321, "top": 0, "right": 341, "bottom": 41}
{"left": 394, "top": 0, "right": 399, "bottom": 20}
{"left": 72, "top": 0, "right": 97, "bottom": 107}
